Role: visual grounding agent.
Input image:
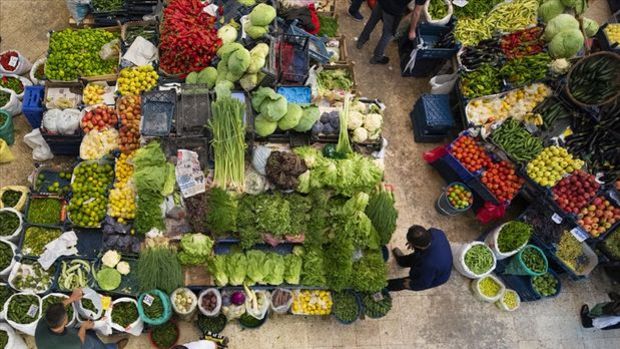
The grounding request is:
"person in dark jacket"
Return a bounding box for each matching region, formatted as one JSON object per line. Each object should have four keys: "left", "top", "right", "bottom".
{"left": 580, "top": 292, "right": 620, "bottom": 330}
{"left": 387, "top": 225, "right": 452, "bottom": 291}
{"left": 355, "top": 0, "right": 429, "bottom": 64}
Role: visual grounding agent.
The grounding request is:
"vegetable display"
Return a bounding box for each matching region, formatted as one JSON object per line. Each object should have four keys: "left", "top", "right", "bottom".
{"left": 532, "top": 272, "right": 558, "bottom": 296}
{"left": 365, "top": 186, "right": 398, "bottom": 245}
{"left": 21, "top": 226, "right": 62, "bottom": 256}
{"left": 318, "top": 15, "right": 338, "bottom": 37}
{"left": 0, "top": 284, "right": 14, "bottom": 307}
{"left": 552, "top": 170, "right": 600, "bottom": 215}
{"left": 460, "top": 64, "right": 502, "bottom": 99}
{"left": 481, "top": 161, "right": 523, "bottom": 202}
{"left": 7, "top": 294, "right": 40, "bottom": 324}
{"left": 205, "top": 187, "right": 238, "bottom": 236}
{"left": 112, "top": 301, "right": 139, "bottom": 328}
{"left": 42, "top": 295, "right": 74, "bottom": 322}
{"left": 526, "top": 146, "right": 583, "bottom": 187}
{"left": 291, "top": 290, "right": 332, "bottom": 315}
{"left": 360, "top": 291, "right": 392, "bottom": 318}
{"left": 1, "top": 189, "right": 22, "bottom": 208}
{"left": 245, "top": 4, "right": 276, "bottom": 39}
{"left": 209, "top": 95, "right": 246, "bottom": 190}
{"left": 490, "top": 119, "right": 543, "bottom": 162}
{"left": 172, "top": 289, "right": 196, "bottom": 314}
{"left": 0, "top": 76, "right": 24, "bottom": 94}
{"left": 601, "top": 228, "right": 620, "bottom": 260}
{"left": 27, "top": 197, "right": 63, "bottom": 225}
{"left": 143, "top": 293, "right": 164, "bottom": 319}
{"left": 177, "top": 233, "right": 214, "bottom": 266}
{"left": 449, "top": 136, "right": 492, "bottom": 173}
{"left": 271, "top": 288, "right": 292, "bottom": 309}
{"left": 477, "top": 276, "right": 502, "bottom": 298}
{"left": 11, "top": 260, "right": 55, "bottom": 292}
{"left": 497, "top": 221, "right": 532, "bottom": 253}
{"left": 81, "top": 105, "right": 117, "bottom": 133}
{"left": 200, "top": 291, "right": 219, "bottom": 313}
{"left": 521, "top": 246, "right": 546, "bottom": 273}
{"left": 117, "top": 65, "right": 158, "bottom": 96}
{"left": 500, "top": 53, "right": 550, "bottom": 87}
{"left": 446, "top": 183, "right": 472, "bottom": 210}
{"left": 0, "top": 91, "right": 10, "bottom": 107}
{"left": 265, "top": 151, "right": 307, "bottom": 190}
{"left": 500, "top": 27, "right": 544, "bottom": 59}
{"left": 331, "top": 291, "right": 359, "bottom": 323}
{"left": 499, "top": 290, "right": 519, "bottom": 310}
{"left": 137, "top": 246, "right": 184, "bottom": 293}
{"left": 117, "top": 96, "right": 142, "bottom": 154}
{"left": 577, "top": 197, "right": 620, "bottom": 238}
{"left": 0, "top": 210, "right": 19, "bottom": 236}
{"left": 59, "top": 259, "right": 93, "bottom": 291}
{"left": 533, "top": 97, "right": 572, "bottom": 130}
{"left": 150, "top": 322, "right": 178, "bottom": 349}
{"left": 108, "top": 153, "right": 136, "bottom": 223}
{"left": 556, "top": 230, "right": 589, "bottom": 273}
{"left": 317, "top": 69, "right": 354, "bottom": 94}
{"left": 0, "top": 330, "right": 6, "bottom": 349}
{"left": 81, "top": 298, "right": 98, "bottom": 313}
{"left": 0, "top": 241, "right": 13, "bottom": 271}
{"left": 464, "top": 244, "right": 494, "bottom": 275}
{"left": 96, "top": 267, "right": 122, "bottom": 291}
{"left": 69, "top": 162, "right": 114, "bottom": 227}
{"left": 427, "top": 0, "right": 448, "bottom": 19}
{"left": 568, "top": 54, "right": 620, "bottom": 105}
{"left": 197, "top": 313, "right": 227, "bottom": 334}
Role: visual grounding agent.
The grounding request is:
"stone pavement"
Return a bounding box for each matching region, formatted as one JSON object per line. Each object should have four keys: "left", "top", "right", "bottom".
{"left": 1, "top": 0, "right": 619, "bottom": 348}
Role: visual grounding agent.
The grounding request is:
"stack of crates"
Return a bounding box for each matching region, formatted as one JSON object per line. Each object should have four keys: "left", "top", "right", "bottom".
{"left": 399, "top": 23, "right": 460, "bottom": 77}
{"left": 410, "top": 94, "right": 455, "bottom": 143}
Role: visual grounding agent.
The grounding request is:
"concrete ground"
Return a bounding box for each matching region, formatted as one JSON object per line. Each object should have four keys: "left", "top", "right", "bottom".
{"left": 1, "top": 0, "right": 620, "bottom": 348}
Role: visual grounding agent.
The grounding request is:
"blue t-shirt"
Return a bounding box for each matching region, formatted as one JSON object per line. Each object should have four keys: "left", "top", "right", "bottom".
{"left": 407, "top": 228, "right": 453, "bottom": 290}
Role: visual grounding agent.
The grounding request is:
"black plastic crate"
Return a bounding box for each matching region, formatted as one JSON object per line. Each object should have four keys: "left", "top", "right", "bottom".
{"left": 164, "top": 135, "right": 212, "bottom": 170}
{"left": 141, "top": 89, "right": 177, "bottom": 136}
{"left": 415, "top": 23, "right": 461, "bottom": 60}
{"left": 177, "top": 85, "right": 210, "bottom": 136}
{"left": 410, "top": 109, "right": 448, "bottom": 143}
{"left": 412, "top": 94, "right": 455, "bottom": 132}
{"left": 277, "top": 34, "right": 310, "bottom": 84}
{"left": 42, "top": 132, "right": 82, "bottom": 156}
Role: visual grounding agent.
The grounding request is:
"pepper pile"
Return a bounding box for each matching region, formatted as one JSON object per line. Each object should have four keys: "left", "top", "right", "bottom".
{"left": 500, "top": 27, "right": 544, "bottom": 59}
{"left": 159, "top": 0, "right": 221, "bottom": 75}
{"left": 0, "top": 76, "right": 24, "bottom": 94}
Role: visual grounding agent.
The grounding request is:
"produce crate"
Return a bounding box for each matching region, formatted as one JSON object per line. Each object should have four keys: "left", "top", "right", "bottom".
{"left": 279, "top": 18, "right": 333, "bottom": 64}
{"left": 325, "top": 36, "right": 347, "bottom": 64}
{"left": 317, "top": 62, "right": 357, "bottom": 95}
{"left": 55, "top": 257, "right": 97, "bottom": 292}
{"left": 415, "top": 24, "right": 461, "bottom": 60}
{"left": 121, "top": 20, "right": 159, "bottom": 49}
{"left": 411, "top": 94, "right": 455, "bottom": 133}
{"left": 398, "top": 34, "right": 446, "bottom": 78}
{"left": 41, "top": 130, "right": 83, "bottom": 156}
{"left": 276, "top": 34, "right": 310, "bottom": 84}
{"left": 9, "top": 256, "right": 60, "bottom": 294}
{"left": 23, "top": 195, "right": 68, "bottom": 228}
{"left": 44, "top": 81, "right": 83, "bottom": 109}
{"left": 72, "top": 228, "right": 104, "bottom": 259}
{"left": 164, "top": 134, "right": 212, "bottom": 170}
{"left": 596, "top": 19, "right": 620, "bottom": 53}
{"left": 31, "top": 166, "right": 73, "bottom": 197}
{"left": 22, "top": 85, "right": 45, "bottom": 129}
{"left": 18, "top": 224, "right": 66, "bottom": 259}
{"left": 140, "top": 89, "right": 176, "bottom": 136}
{"left": 276, "top": 85, "right": 312, "bottom": 104}
{"left": 177, "top": 85, "right": 210, "bottom": 136}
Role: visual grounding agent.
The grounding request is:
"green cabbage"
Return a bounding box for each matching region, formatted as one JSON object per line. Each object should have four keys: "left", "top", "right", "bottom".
{"left": 228, "top": 48, "right": 251, "bottom": 76}
{"left": 293, "top": 106, "right": 320, "bottom": 132}
{"left": 263, "top": 253, "right": 285, "bottom": 285}
{"left": 278, "top": 103, "right": 303, "bottom": 130}
{"left": 177, "top": 233, "right": 214, "bottom": 266}
{"left": 560, "top": 0, "right": 577, "bottom": 7}
{"left": 246, "top": 25, "right": 268, "bottom": 39}
{"left": 162, "top": 163, "right": 176, "bottom": 196}
{"left": 239, "top": 73, "right": 258, "bottom": 91}
{"left": 574, "top": 0, "right": 587, "bottom": 14}
{"left": 96, "top": 267, "right": 122, "bottom": 291}
{"left": 197, "top": 67, "right": 217, "bottom": 88}
{"left": 260, "top": 96, "right": 287, "bottom": 122}
{"left": 217, "top": 42, "right": 244, "bottom": 61}
{"left": 249, "top": 4, "right": 276, "bottom": 26}
{"left": 544, "top": 14, "right": 579, "bottom": 41}
{"left": 186, "top": 72, "right": 198, "bottom": 84}
{"left": 538, "top": 0, "right": 564, "bottom": 23}
{"left": 284, "top": 254, "right": 302, "bottom": 285}
{"left": 209, "top": 255, "right": 228, "bottom": 286}
{"left": 225, "top": 253, "right": 247, "bottom": 286}
{"left": 254, "top": 114, "right": 278, "bottom": 137}
{"left": 246, "top": 250, "right": 267, "bottom": 284}
{"left": 549, "top": 29, "right": 584, "bottom": 58}
{"left": 218, "top": 24, "right": 238, "bottom": 44}
{"left": 583, "top": 17, "right": 599, "bottom": 37}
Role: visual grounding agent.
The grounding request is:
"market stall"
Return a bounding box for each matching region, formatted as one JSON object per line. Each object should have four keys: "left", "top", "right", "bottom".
{"left": 0, "top": 0, "right": 399, "bottom": 342}
{"left": 413, "top": 0, "right": 620, "bottom": 303}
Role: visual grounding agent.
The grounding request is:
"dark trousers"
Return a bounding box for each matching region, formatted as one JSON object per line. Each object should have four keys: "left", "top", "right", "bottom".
{"left": 358, "top": 3, "right": 403, "bottom": 59}
{"left": 386, "top": 252, "right": 416, "bottom": 291}
{"left": 349, "top": 0, "right": 364, "bottom": 12}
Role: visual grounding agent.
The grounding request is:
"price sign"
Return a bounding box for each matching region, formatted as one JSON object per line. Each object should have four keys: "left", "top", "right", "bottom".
{"left": 143, "top": 294, "right": 154, "bottom": 306}
{"left": 570, "top": 227, "right": 588, "bottom": 242}
{"left": 551, "top": 213, "right": 563, "bottom": 224}
{"left": 101, "top": 296, "right": 112, "bottom": 311}
{"left": 27, "top": 304, "right": 39, "bottom": 318}
{"left": 8, "top": 56, "right": 18, "bottom": 68}
{"left": 372, "top": 292, "right": 384, "bottom": 302}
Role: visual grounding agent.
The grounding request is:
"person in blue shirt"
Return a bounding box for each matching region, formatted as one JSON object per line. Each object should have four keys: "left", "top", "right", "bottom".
{"left": 388, "top": 225, "right": 453, "bottom": 291}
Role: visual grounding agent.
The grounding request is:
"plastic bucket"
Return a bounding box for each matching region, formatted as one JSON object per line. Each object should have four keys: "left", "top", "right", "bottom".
{"left": 0, "top": 110, "right": 15, "bottom": 146}
{"left": 503, "top": 245, "right": 548, "bottom": 276}
{"left": 435, "top": 182, "right": 472, "bottom": 216}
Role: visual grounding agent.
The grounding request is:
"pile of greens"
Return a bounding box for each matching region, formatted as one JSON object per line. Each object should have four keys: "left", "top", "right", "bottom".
{"left": 7, "top": 294, "right": 40, "bottom": 324}
{"left": 81, "top": 298, "right": 98, "bottom": 313}
{"left": 318, "top": 15, "right": 339, "bottom": 37}
{"left": 22, "top": 226, "right": 62, "bottom": 256}
{"left": 602, "top": 228, "right": 620, "bottom": 260}
{"left": 365, "top": 187, "right": 398, "bottom": 245}
{"left": 521, "top": 246, "right": 546, "bottom": 273}
{"left": 197, "top": 313, "right": 227, "bottom": 334}
{"left": 209, "top": 95, "right": 246, "bottom": 190}
{"left": 151, "top": 322, "right": 178, "bottom": 349}
{"left": 143, "top": 293, "right": 164, "bottom": 320}
{"left": 497, "top": 221, "right": 532, "bottom": 253}
{"left": 317, "top": 69, "right": 354, "bottom": 92}
{"left": 205, "top": 188, "right": 239, "bottom": 236}
{"left": 0, "top": 241, "right": 13, "bottom": 271}
{"left": 136, "top": 246, "right": 184, "bottom": 293}
{"left": 331, "top": 291, "right": 359, "bottom": 323}
{"left": 0, "top": 210, "right": 19, "bottom": 236}
{"left": 360, "top": 291, "right": 392, "bottom": 318}
{"left": 532, "top": 272, "right": 558, "bottom": 297}
{"left": 351, "top": 250, "right": 388, "bottom": 292}
{"left": 0, "top": 329, "right": 7, "bottom": 349}
{"left": 1, "top": 189, "right": 23, "bottom": 207}
{"left": 208, "top": 248, "right": 301, "bottom": 286}
{"left": 0, "top": 283, "right": 14, "bottom": 306}
{"left": 112, "top": 301, "right": 139, "bottom": 328}
{"left": 464, "top": 244, "right": 494, "bottom": 275}
{"left": 177, "top": 233, "right": 214, "bottom": 266}
{"left": 300, "top": 248, "right": 326, "bottom": 286}
{"left": 27, "top": 197, "right": 63, "bottom": 225}
{"left": 42, "top": 295, "right": 74, "bottom": 322}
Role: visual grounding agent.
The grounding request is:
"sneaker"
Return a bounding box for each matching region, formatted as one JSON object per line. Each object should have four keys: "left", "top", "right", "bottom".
{"left": 580, "top": 304, "right": 593, "bottom": 328}
{"left": 370, "top": 56, "right": 390, "bottom": 65}
{"left": 116, "top": 338, "right": 129, "bottom": 349}
{"left": 356, "top": 40, "right": 365, "bottom": 49}
{"left": 348, "top": 9, "right": 363, "bottom": 21}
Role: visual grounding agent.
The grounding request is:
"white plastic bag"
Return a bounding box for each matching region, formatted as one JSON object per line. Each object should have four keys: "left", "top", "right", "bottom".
{"left": 170, "top": 288, "right": 198, "bottom": 319}
{"left": 99, "top": 39, "right": 120, "bottom": 61}
{"left": 452, "top": 241, "right": 496, "bottom": 279}
{"left": 422, "top": 0, "right": 453, "bottom": 26}
{"left": 269, "top": 288, "right": 293, "bottom": 314}
{"left": 198, "top": 288, "right": 222, "bottom": 317}
{"left": 23, "top": 129, "right": 53, "bottom": 161}
{"left": 244, "top": 290, "right": 270, "bottom": 320}
{"left": 470, "top": 275, "right": 505, "bottom": 303}
{"left": 0, "top": 208, "right": 23, "bottom": 242}
{"left": 42, "top": 293, "right": 77, "bottom": 327}
{"left": 65, "top": 0, "right": 90, "bottom": 23}
{"left": 0, "top": 322, "right": 28, "bottom": 349}
{"left": 0, "top": 74, "right": 33, "bottom": 99}
{"left": 8, "top": 259, "right": 54, "bottom": 294}
{"left": 252, "top": 146, "right": 272, "bottom": 175}
{"left": 57, "top": 109, "right": 81, "bottom": 135}
{"left": 2, "top": 292, "right": 42, "bottom": 336}
{"left": 0, "top": 240, "right": 17, "bottom": 278}
{"left": 29, "top": 57, "right": 46, "bottom": 85}
{"left": 76, "top": 288, "right": 104, "bottom": 320}
{"left": 0, "top": 51, "right": 32, "bottom": 75}
{"left": 485, "top": 223, "right": 527, "bottom": 260}
{"left": 106, "top": 297, "right": 144, "bottom": 336}
{"left": 0, "top": 87, "right": 22, "bottom": 116}
{"left": 430, "top": 73, "right": 458, "bottom": 94}
{"left": 42, "top": 109, "right": 64, "bottom": 134}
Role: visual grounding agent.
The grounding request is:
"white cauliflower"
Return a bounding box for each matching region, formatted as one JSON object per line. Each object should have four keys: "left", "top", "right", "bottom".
{"left": 364, "top": 113, "right": 383, "bottom": 132}
{"left": 550, "top": 58, "right": 570, "bottom": 74}
{"left": 352, "top": 127, "right": 368, "bottom": 143}
{"left": 102, "top": 250, "right": 121, "bottom": 268}
{"left": 348, "top": 111, "right": 365, "bottom": 130}
{"left": 116, "top": 261, "right": 131, "bottom": 275}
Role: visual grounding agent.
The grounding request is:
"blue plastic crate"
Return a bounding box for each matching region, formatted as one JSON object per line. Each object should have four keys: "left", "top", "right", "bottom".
{"left": 415, "top": 24, "right": 461, "bottom": 60}
{"left": 277, "top": 86, "right": 312, "bottom": 104}
{"left": 413, "top": 94, "right": 455, "bottom": 132}
{"left": 22, "top": 85, "right": 45, "bottom": 129}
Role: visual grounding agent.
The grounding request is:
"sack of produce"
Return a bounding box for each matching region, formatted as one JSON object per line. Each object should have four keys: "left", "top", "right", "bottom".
{"left": 359, "top": 290, "right": 392, "bottom": 319}
{"left": 0, "top": 109, "right": 15, "bottom": 146}
{"left": 244, "top": 289, "right": 270, "bottom": 320}
{"left": 197, "top": 313, "right": 227, "bottom": 335}
{"left": 76, "top": 288, "right": 104, "bottom": 320}
{"left": 0, "top": 74, "right": 32, "bottom": 100}
{"left": 485, "top": 221, "right": 532, "bottom": 260}
{"left": 42, "top": 293, "right": 77, "bottom": 327}
{"left": 452, "top": 241, "right": 496, "bottom": 279}
{"left": 0, "top": 240, "right": 16, "bottom": 279}
{"left": 430, "top": 73, "right": 458, "bottom": 95}
{"left": 107, "top": 297, "right": 144, "bottom": 336}
{"left": 0, "top": 208, "right": 23, "bottom": 242}
{"left": 0, "top": 88, "right": 21, "bottom": 117}
{"left": 495, "top": 289, "right": 520, "bottom": 312}
{"left": 269, "top": 288, "right": 293, "bottom": 314}
{"left": 138, "top": 290, "right": 172, "bottom": 325}
{"left": 9, "top": 258, "right": 56, "bottom": 294}
{"left": 2, "top": 292, "right": 42, "bottom": 336}
{"left": 0, "top": 186, "right": 29, "bottom": 212}
{"left": 0, "top": 282, "right": 14, "bottom": 320}
{"left": 198, "top": 288, "right": 222, "bottom": 317}
{"left": 0, "top": 321, "right": 27, "bottom": 349}
{"left": 423, "top": 0, "right": 453, "bottom": 26}
{"left": 29, "top": 57, "right": 46, "bottom": 85}
{"left": 531, "top": 271, "right": 560, "bottom": 298}
{"left": 503, "top": 244, "right": 548, "bottom": 276}
{"left": 220, "top": 290, "right": 246, "bottom": 321}
{"left": 0, "top": 50, "right": 32, "bottom": 75}
{"left": 331, "top": 290, "right": 361, "bottom": 324}
{"left": 149, "top": 321, "right": 179, "bottom": 349}
{"left": 171, "top": 288, "right": 197, "bottom": 319}
{"left": 470, "top": 275, "right": 505, "bottom": 303}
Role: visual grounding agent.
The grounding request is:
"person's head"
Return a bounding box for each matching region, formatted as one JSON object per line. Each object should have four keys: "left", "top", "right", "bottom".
{"left": 45, "top": 303, "right": 68, "bottom": 331}
{"left": 406, "top": 225, "right": 432, "bottom": 250}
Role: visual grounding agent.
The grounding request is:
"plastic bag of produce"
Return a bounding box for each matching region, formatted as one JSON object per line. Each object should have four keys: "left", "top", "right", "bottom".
{"left": 29, "top": 57, "right": 46, "bottom": 85}
{"left": 42, "top": 293, "right": 77, "bottom": 327}
{"left": 137, "top": 290, "right": 172, "bottom": 326}
{"left": 0, "top": 109, "right": 15, "bottom": 146}
{"left": 430, "top": 73, "right": 458, "bottom": 94}
{"left": 470, "top": 275, "right": 505, "bottom": 303}
{"left": 0, "top": 186, "right": 29, "bottom": 211}
{"left": 57, "top": 109, "right": 81, "bottom": 136}
{"left": 23, "top": 129, "right": 53, "bottom": 161}
{"left": 0, "top": 322, "right": 27, "bottom": 349}
{"left": 42, "top": 109, "right": 64, "bottom": 134}
{"left": 252, "top": 146, "right": 273, "bottom": 176}
{"left": 503, "top": 244, "right": 548, "bottom": 276}
{"left": 0, "top": 74, "right": 32, "bottom": 100}
{"left": 245, "top": 290, "right": 270, "bottom": 320}
{"left": 76, "top": 288, "right": 104, "bottom": 320}
{"left": 484, "top": 222, "right": 529, "bottom": 260}
{"left": 106, "top": 297, "right": 144, "bottom": 336}
{"left": 198, "top": 288, "right": 222, "bottom": 317}
{"left": 269, "top": 288, "right": 293, "bottom": 314}
{"left": 2, "top": 292, "right": 42, "bottom": 336}
{"left": 495, "top": 289, "right": 520, "bottom": 312}
{"left": 0, "top": 240, "right": 17, "bottom": 278}
{"left": 0, "top": 51, "right": 32, "bottom": 75}
{"left": 171, "top": 288, "right": 198, "bottom": 319}
{"left": 422, "top": 0, "right": 453, "bottom": 26}
{"left": 0, "top": 87, "right": 22, "bottom": 117}
{"left": 452, "top": 241, "right": 496, "bottom": 279}
{"left": 0, "top": 208, "right": 23, "bottom": 242}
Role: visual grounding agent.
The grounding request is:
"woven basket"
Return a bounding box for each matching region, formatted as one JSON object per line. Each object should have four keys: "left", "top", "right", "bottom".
{"left": 565, "top": 51, "right": 620, "bottom": 108}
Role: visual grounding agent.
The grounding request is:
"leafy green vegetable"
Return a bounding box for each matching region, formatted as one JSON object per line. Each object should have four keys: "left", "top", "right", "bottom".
{"left": 0, "top": 211, "right": 19, "bottom": 236}
{"left": 177, "top": 233, "right": 214, "bottom": 266}
{"left": 245, "top": 250, "right": 268, "bottom": 284}
{"left": 96, "top": 267, "right": 122, "bottom": 291}
{"left": 283, "top": 253, "right": 302, "bottom": 285}
{"left": 318, "top": 15, "right": 338, "bottom": 37}
{"left": 206, "top": 188, "right": 238, "bottom": 236}
{"left": 360, "top": 291, "right": 392, "bottom": 318}
{"left": 366, "top": 187, "right": 397, "bottom": 245}
{"left": 532, "top": 272, "right": 558, "bottom": 296}
{"left": 27, "top": 197, "right": 62, "bottom": 225}
{"left": 225, "top": 252, "right": 248, "bottom": 286}
{"left": 263, "top": 253, "right": 285, "bottom": 285}
{"left": 351, "top": 250, "right": 388, "bottom": 292}
{"left": 301, "top": 248, "right": 326, "bottom": 286}
{"left": 209, "top": 96, "right": 246, "bottom": 189}
{"left": 497, "top": 221, "right": 532, "bottom": 253}
{"left": 111, "top": 301, "right": 138, "bottom": 328}
{"left": 332, "top": 291, "right": 359, "bottom": 323}
{"left": 521, "top": 246, "right": 546, "bottom": 273}
{"left": 317, "top": 69, "right": 353, "bottom": 91}
{"left": 464, "top": 244, "right": 494, "bottom": 275}
{"left": 22, "top": 226, "right": 62, "bottom": 256}
{"left": 137, "top": 247, "right": 184, "bottom": 293}
{"left": 151, "top": 321, "right": 178, "bottom": 349}
{"left": 133, "top": 142, "right": 168, "bottom": 234}
{"left": 208, "top": 255, "right": 228, "bottom": 286}
{"left": 255, "top": 193, "right": 291, "bottom": 237}
{"left": 1, "top": 190, "right": 22, "bottom": 208}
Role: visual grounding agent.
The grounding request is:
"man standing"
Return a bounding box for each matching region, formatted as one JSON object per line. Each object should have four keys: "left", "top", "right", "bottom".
{"left": 356, "top": 0, "right": 429, "bottom": 64}
{"left": 387, "top": 225, "right": 452, "bottom": 291}
{"left": 35, "top": 288, "right": 128, "bottom": 349}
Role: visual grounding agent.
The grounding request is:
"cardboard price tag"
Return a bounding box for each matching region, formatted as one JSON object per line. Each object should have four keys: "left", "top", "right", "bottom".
{"left": 551, "top": 213, "right": 563, "bottom": 224}
{"left": 570, "top": 227, "right": 588, "bottom": 242}
{"left": 27, "top": 304, "right": 39, "bottom": 318}
{"left": 8, "top": 56, "right": 18, "bottom": 68}
{"left": 143, "top": 294, "right": 154, "bottom": 306}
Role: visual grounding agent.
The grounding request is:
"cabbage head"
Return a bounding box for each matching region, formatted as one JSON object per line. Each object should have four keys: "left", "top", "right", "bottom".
{"left": 549, "top": 29, "right": 584, "bottom": 58}
{"left": 240, "top": 73, "right": 258, "bottom": 91}
{"left": 96, "top": 267, "right": 122, "bottom": 291}
{"left": 294, "top": 106, "right": 320, "bottom": 132}
{"left": 197, "top": 67, "right": 217, "bottom": 88}
{"left": 260, "top": 95, "right": 287, "bottom": 122}
{"left": 538, "top": 0, "right": 564, "bottom": 23}
{"left": 255, "top": 114, "right": 278, "bottom": 137}
{"left": 249, "top": 4, "right": 276, "bottom": 26}
{"left": 217, "top": 42, "right": 244, "bottom": 60}
{"left": 560, "top": 0, "right": 577, "bottom": 7}
{"left": 574, "top": 0, "right": 587, "bottom": 14}
{"left": 583, "top": 17, "right": 599, "bottom": 37}
{"left": 246, "top": 25, "right": 268, "bottom": 39}
{"left": 218, "top": 24, "right": 238, "bottom": 44}
{"left": 544, "top": 14, "right": 580, "bottom": 41}
{"left": 228, "top": 48, "right": 251, "bottom": 76}
{"left": 278, "top": 103, "right": 303, "bottom": 130}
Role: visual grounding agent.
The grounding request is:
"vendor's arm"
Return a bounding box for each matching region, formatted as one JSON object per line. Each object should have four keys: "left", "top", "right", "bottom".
{"left": 78, "top": 320, "right": 94, "bottom": 343}
{"left": 408, "top": 0, "right": 427, "bottom": 40}
{"left": 408, "top": 265, "right": 436, "bottom": 291}
{"left": 63, "top": 288, "right": 83, "bottom": 306}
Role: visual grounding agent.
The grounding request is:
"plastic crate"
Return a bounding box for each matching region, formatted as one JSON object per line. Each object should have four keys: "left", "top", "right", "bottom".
{"left": 277, "top": 34, "right": 310, "bottom": 84}
{"left": 73, "top": 228, "right": 104, "bottom": 259}
{"left": 164, "top": 135, "right": 211, "bottom": 170}
{"left": 22, "top": 85, "right": 45, "bottom": 129}
{"left": 412, "top": 94, "right": 455, "bottom": 132}
{"left": 465, "top": 176, "right": 501, "bottom": 206}
{"left": 280, "top": 19, "right": 333, "bottom": 64}
{"left": 415, "top": 24, "right": 461, "bottom": 60}
{"left": 42, "top": 132, "right": 82, "bottom": 156}
{"left": 398, "top": 34, "right": 446, "bottom": 77}
{"left": 276, "top": 86, "right": 312, "bottom": 104}
{"left": 177, "top": 85, "right": 210, "bottom": 136}
{"left": 141, "top": 89, "right": 176, "bottom": 136}
{"left": 19, "top": 224, "right": 65, "bottom": 259}
{"left": 410, "top": 108, "right": 448, "bottom": 143}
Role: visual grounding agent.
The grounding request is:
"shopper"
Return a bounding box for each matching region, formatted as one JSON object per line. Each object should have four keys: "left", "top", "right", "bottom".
{"left": 348, "top": 0, "right": 366, "bottom": 21}
{"left": 356, "top": 0, "right": 429, "bottom": 64}
{"left": 580, "top": 293, "right": 620, "bottom": 330}
{"left": 34, "top": 288, "right": 129, "bottom": 349}
{"left": 387, "top": 225, "right": 452, "bottom": 291}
